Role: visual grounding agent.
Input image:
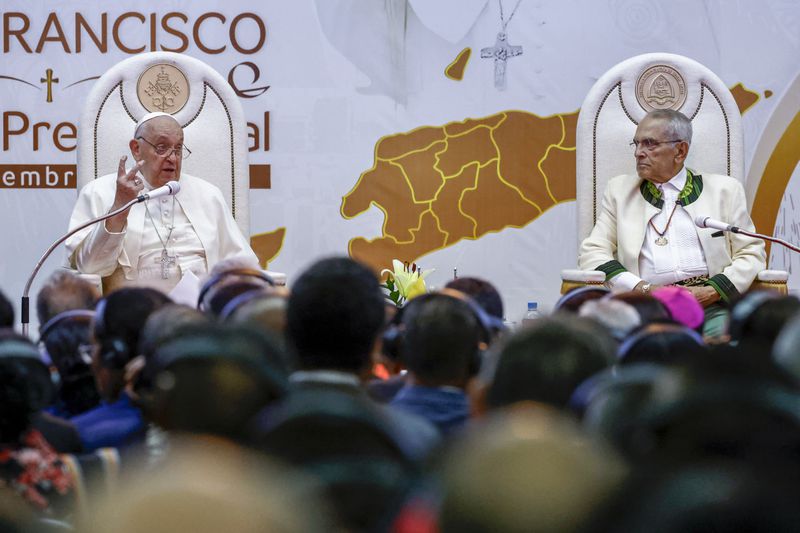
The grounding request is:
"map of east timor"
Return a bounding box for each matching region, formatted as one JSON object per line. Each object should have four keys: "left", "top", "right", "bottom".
{"left": 341, "top": 110, "right": 579, "bottom": 272}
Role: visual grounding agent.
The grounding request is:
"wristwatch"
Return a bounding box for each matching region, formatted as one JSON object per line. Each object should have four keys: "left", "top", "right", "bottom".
{"left": 641, "top": 282, "right": 651, "bottom": 294}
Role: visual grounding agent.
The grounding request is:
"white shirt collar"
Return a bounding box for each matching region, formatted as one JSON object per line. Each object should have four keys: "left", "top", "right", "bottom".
{"left": 661, "top": 166, "right": 687, "bottom": 193}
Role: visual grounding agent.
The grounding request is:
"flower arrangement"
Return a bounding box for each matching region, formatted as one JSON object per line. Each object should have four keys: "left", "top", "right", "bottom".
{"left": 381, "top": 259, "right": 433, "bottom": 306}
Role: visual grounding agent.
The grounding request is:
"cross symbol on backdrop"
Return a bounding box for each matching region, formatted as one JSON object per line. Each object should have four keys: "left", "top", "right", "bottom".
{"left": 481, "top": 32, "right": 523, "bottom": 91}
{"left": 40, "top": 68, "right": 59, "bottom": 103}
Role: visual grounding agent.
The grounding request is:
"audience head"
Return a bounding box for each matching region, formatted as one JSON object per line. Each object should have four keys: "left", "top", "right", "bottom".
{"left": 729, "top": 291, "right": 800, "bottom": 351}
{"left": 38, "top": 309, "right": 100, "bottom": 417}
{"left": 36, "top": 270, "right": 100, "bottom": 327}
{"left": 221, "top": 288, "right": 289, "bottom": 339}
{"left": 197, "top": 258, "right": 273, "bottom": 317}
{"left": 91, "top": 288, "right": 171, "bottom": 401}
{"left": 588, "top": 461, "right": 800, "bottom": 533}
{"left": 439, "top": 405, "right": 626, "bottom": 533}
{"left": 553, "top": 286, "right": 609, "bottom": 314}
{"left": 256, "top": 386, "right": 419, "bottom": 531}
{"left": 137, "top": 304, "right": 209, "bottom": 360}
{"left": 287, "top": 256, "right": 385, "bottom": 374}
{"left": 0, "top": 290, "right": 13, "bottom": 328}
{"left": 485, "top": 316, "right": 615, "bottom": 410}
{"left": 651, "top": 286, "right": 704, "bottom": 330}
{"left": 399, "top": 292, "right": 487, "bottom": 388}
{"left": 132, "top": 304, "right": 210, "bottom": 398}
{"left": 605, "top": 345, "right": 800, "bottom": 467}
{"left": 579, "top": 298, "right": 641, "bottom": 341}
{"left": 617, "top": 322, "right": 706, "bottom": 366}
{"left": 0, "top": 332, "right": 54, "bottom": 443}
{"left": 577, "top": 363, "right": 680, "bottom": 454}
{"left": 773, "top": 313, "right": 800, "bottom": 383}
{"left": 444, "top": 277, "right": 504, "bottom": 320}
{"left": 84, "top": 438, "right": 333, "bottom": 533}
{"left": 611, "top": 291, "right": 670, "bottom": 325}
{"left": 142, "top": 323, "right": 289, "bottom": 440}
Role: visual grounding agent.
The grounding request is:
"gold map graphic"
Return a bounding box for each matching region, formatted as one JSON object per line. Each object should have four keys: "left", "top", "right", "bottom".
{"left": 250, "top": 227, "right": 286, "bottom": 269}
{"left": 445, "top": 48, "right": 471, "bottom": 81}
{"left": 341, "top": 110, "right": 579, "bottom": 272}
{"left": 341, "top": 84, "right": 763, "bottom": 273}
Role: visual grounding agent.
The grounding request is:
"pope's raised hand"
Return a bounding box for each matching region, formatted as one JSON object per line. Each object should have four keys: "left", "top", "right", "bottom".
{"left": 112, "top": 156, "right": 145, "bottom": 210}
{"left": 106, "top": 156, "right": 145, "bottom": 232}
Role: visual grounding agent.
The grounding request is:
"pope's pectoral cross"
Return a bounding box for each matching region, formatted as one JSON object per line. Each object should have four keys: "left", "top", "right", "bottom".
{"left": 40, "top": 69, "right": 59, "bottom": 103}
{"left": 481, "top": 32, "right": 523, "bottom": 90}
{"left": 155, "top": 249, "right": 177, "bottom": 279}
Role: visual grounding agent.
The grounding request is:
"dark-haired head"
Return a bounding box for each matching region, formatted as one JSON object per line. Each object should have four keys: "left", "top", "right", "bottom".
{"left": 486, "top": 316, "right": 615, "bottom": 410}
{"left": 611, "top": 291, "right": 670, "bottom": 325}
{"left": 144, "top": 323, "right": 289, "bottom": 441}
{"left": 401, "top": 293, "right": 483, "bottom": 387}
{"left": 40, "top": 313, "right": 100, "bottom": 417}
{"left": 445, "top": 277, "right": 504, "bottom": 320}
{"left": 0, "top": 290, "right": 13, "bottom": 328}
{"left": 0, "top": 333, "right": 53, "bottom": 443}
{"left": 92, "top": 288, "right": 172, "bottom": 401}
{"left": 554, "top": 286, "right": 610, "bottom": 314}
{"left": 287, "top": 257, "right": 385, "bottom": 374}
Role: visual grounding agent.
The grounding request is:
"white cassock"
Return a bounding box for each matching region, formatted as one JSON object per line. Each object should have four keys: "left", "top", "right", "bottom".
{"left": 65, "top": 172, "right": 258, "bottom": 294}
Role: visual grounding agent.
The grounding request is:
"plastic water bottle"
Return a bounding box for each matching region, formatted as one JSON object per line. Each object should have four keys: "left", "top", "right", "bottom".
{"left": 521, "top": 302, "right": 541, "bottom": 328}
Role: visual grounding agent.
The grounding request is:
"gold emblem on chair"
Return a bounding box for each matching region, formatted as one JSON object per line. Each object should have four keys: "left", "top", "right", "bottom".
{"left": 137, "top": 64, "right": 189, "bottom": 114}
{"left": 636, "top": 65, "right": 687, "bottom": 111}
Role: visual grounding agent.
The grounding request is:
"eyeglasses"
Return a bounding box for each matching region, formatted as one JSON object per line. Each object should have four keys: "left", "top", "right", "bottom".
{"left": 630, "top": 138, "right": 683, "bottom": 151}
{"left": 137, "top": 137, "right": 192, "bottom": 159}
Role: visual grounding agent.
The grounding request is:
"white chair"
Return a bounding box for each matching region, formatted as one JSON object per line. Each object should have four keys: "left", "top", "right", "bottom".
{"left": 75, "top": 52, "right": 285, "bottom": 289}
{"left": 562, "top": 52, "right": 786, "bottom": 294}
{"left": 77, "top": 51, "right": 250, "bottom": 236}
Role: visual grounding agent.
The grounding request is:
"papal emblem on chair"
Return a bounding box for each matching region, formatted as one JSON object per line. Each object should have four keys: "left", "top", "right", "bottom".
{"left": 137, "top": 64, "right": 190, "bottom": 114}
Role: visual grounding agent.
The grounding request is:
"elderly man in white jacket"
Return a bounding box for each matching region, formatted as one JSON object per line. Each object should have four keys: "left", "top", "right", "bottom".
{"left": 578, "top": 109, "right": 765, "bottom": 333}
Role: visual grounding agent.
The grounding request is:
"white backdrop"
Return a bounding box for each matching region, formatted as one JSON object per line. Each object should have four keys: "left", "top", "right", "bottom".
{"left": 1, "top": 0, "right": 799, "bottom": 330}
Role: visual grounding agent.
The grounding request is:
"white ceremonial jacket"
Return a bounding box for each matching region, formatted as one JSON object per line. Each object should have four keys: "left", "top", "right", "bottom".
{"left": 578, "top": 171, "right": 766, "bottom": 299}
{"left": 65, "top": 172, "right": 258, "bottom": 285}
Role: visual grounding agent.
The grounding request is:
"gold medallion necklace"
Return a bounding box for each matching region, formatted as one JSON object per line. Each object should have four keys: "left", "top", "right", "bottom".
{"left": 649, "top": 201, "right": 679, "bottom": 246}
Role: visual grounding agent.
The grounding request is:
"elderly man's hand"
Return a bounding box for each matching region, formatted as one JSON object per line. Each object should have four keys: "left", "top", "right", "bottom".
{"left": 684, "top": 285, "right": 720, "bottom": 308}
{"left": 105, "top": 156, "right": 145, "bottom": 232}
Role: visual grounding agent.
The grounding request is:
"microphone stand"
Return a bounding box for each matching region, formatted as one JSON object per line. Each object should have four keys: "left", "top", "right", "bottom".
{"left": 728, "top": 227, "right": 800, "bottom": 254}
{"left": 21, "top": 197, "right": 140, "bottom": 337}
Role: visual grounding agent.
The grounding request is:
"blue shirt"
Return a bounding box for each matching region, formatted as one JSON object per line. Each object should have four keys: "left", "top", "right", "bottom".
{"left": 390, "top": 385, "right": 469, "bottom": 435}
{"left": 70, "top": 392, "right": 146, "bottom": 452}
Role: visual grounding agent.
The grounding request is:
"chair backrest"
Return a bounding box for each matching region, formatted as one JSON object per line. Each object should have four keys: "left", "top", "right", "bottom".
{"left": 576, "top": 53, "right": 744, "bottom": 241}
{"left": 77, "top": 52, "right": 250, "bottom": 237}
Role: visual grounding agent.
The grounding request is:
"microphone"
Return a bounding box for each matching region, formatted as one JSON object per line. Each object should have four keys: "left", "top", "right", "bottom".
{"left": 694, "top": 215, "right": 740, "bottom": 233}
{"left": 694, "top": 215, "right": 800, "bottom": 256}
{"left": 137, "top": 180, "right": 181, "bottom": 202}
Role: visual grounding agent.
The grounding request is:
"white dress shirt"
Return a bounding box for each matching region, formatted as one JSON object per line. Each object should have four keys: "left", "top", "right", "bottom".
{"left": 610, "top": 167, "right": 709, "bottom": 291}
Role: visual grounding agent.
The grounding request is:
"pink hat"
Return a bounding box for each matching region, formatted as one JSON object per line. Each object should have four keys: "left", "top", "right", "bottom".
{"left": 651, "top": 285, "right": 704, "bottom": 330}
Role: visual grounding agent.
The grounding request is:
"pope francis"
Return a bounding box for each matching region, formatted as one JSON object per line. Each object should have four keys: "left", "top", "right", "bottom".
{"left": 65, "top": 112, "right": 258, "bottom": 293}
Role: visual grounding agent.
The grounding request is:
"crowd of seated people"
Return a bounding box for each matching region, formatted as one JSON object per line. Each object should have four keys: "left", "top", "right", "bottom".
{"left": 0, "top": 263, "right": 799, "bottom": 532}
